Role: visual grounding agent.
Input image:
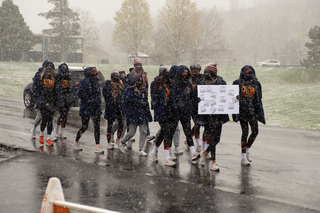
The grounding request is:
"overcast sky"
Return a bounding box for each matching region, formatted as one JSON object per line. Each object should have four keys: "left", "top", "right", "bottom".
{"left": 5, "top": 0, "right": 231, "bottom": 34}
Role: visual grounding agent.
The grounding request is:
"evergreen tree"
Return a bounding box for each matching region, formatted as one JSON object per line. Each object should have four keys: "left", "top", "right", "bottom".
{"left": 0, "top": 0, "right": 36, "bottom": 61}
{"left": 39, "top": 0, "right": 80, "bottom": 62}
{"left": 301, "top": 26, "right": 320, "bottom": 68}
{"left": 112, "top": 0, "right": 153, "bottom": 57}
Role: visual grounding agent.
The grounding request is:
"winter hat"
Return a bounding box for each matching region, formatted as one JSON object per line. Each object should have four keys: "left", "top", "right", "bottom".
{"left": 159, "top": 64, "right": 168, "bottom": 76}
{"left": 90, "top": 67, "right": 98, "bottom": 75}
{"left": 134, "top": 57, "right": 142, "bottom": 67}
{"left": 204, "top": 63, "right": 217, "bottom": 77}
{"left": 111, "top": 69, "right": 119, "bottom": 78}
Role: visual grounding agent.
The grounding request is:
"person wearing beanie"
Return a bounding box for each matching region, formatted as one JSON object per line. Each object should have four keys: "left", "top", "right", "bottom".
{"left": 232, "top": 65, "right": 265, "bottom": 166}
{"left": 186, "top": 63, "right": 203, "bottom": 152}
{"left": 52, "top": 63, "right": 77, "bottom": 141}
{"left": 171, "top": 65, "right": 200, "bottom": 162}
{"left": 73, "top": 67, "right": 103, "bottom": 154}
{"left": 195, "top": 63, "right": 229, "bottom": 171}
{"left": 32, "top": 66, "right": 64, "bottom": 147}
{"left": 102, "top": 69, "right": 125, "bottom": 150}
{"left": 118, "top": 74, "right": 153, "bottom": 156}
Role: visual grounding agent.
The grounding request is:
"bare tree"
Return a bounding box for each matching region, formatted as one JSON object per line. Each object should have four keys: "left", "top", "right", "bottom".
{"left": 190, "top": 7, "right": 224, "bottom": 64}
{"left": 75, "top": 8, "right": 101, "bottom": 63}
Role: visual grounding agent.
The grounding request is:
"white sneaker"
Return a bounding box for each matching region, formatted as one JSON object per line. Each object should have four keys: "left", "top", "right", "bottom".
{"left": 165, "top": 159, "right": 176, "bottom": 167}
{"left": 118, "top": 140, "right": 125, "bottom": 153}
{"left": 107, "top": 143, "right": 114, "bottom": 150}
{"left": 174, "top": 147, "right": 183, "bottom": 155}
{"left": 95, "top": 148, "right": 104, "bottom": 154}
{"left": 199, "top": 151, "right": 206, "bottom": 166}
{"left": 31, "top": 128, "right": 36, "bottom": 138}
{"left": 246, "top": 151, "right": 252, "bottom": 162}
{"left": 210, "top": 163, "right": 220, "bottom": 171}
{"left": 191, "top": 152, "right": 199, "bottom": 161}
{"left": 73, "top": 142, "right": 83, "bottom": 151}
{"left": 149, "top": 152, "right": 158, "bottom": 162}
{"left": 168, "top": 152, "right": 177, "bottom": 161}
{"left": 196, "top": 145, "right": 202, "bottom": 152}
{"left": 126, "top": 140, "right": 132, "bottom": 149}
{"left": 241, "top": 157, "right": 250, "bottom": 166}
{"left": 139, "top": 150, "right": 148, "bottom": 156}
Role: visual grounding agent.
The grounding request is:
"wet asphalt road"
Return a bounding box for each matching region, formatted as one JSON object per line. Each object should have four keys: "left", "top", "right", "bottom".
{"left": 0, "top": 96, "right": 320, "bottom": 213}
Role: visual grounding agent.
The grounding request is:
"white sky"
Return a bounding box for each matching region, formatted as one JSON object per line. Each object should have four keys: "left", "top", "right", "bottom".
{"left": 4, "top": 0, "right": 230, "bottom": 34}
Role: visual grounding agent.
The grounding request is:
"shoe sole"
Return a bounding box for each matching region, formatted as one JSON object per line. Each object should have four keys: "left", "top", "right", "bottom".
{"left": 95, "top": 151, "right": 104, "bottom": 154}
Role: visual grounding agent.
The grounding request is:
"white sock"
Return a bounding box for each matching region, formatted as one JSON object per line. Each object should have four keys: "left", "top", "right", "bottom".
{"left": 195, "top": 138, "right": 200, "bottom": 146}
{"left": 246, "top": 147, "right": 250, "bottom": 153}
{"left": 40, "top": 131, "right": 44, "bottom": 136}
{"left": 169, "top": 147, "right": 172, "bottom": 154}
{"left": 51, "top": 131, "right": 55, "bottom": 137}
{"left": 202, "top": 141, "right": 207, "bottom": 151}
{"left": 152, "top": 145, "right": 158, "bottom": 154}
{"left": 242, "top": 153, "right": 246, "bottom": 158}
{"left": 189, "top": 146, "right": 195, "bottom": 155}
{"left": 47, "top": 134, "right": 52, "bottom": 140}
{"left": 164, "top": 150, "right": 170, "bottom": 160}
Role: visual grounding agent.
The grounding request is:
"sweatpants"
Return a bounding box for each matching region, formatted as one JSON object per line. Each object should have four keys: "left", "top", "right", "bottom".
{"left": 111, "top": 117, "right": 126, "bottom": 139}
{"left": 75, "top": 115, "right": 100, "bottom": 145}
{"left": 121, "top": 122, "right": 148, "bottom": 151}
{"left": 33, "top": 109, "right": 42, "bottom": 130}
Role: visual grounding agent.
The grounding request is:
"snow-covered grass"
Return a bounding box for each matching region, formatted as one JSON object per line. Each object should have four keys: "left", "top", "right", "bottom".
{"left": 1, "top": 61, "right": 320, "bottom": 131}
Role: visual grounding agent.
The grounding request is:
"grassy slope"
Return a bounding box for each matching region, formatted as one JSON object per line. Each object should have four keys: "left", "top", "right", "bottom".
{"left": 1, "top": 62, "right": 319, "bottom": 130}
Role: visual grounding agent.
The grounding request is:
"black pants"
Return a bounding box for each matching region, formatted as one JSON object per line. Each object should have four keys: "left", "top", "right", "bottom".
{"left": 40, "top": 106, "right": 55, "bottom": 135}
{"left": 76, "top": 115, "right": 100, "bottom": 145}
{"left": 154, "top": 120, "right": 177, "bottom": 150}
{"left": 203, "top": 115, "right": 222, "bottom": 161}
{"left": 57, "top": 102, "right": 72, "bottom": 128}
{"left": 175, "top": 119, "right": 194, "bottom": 147}
{"left": 240, "top": 115, "right": 259, "bottom": 153}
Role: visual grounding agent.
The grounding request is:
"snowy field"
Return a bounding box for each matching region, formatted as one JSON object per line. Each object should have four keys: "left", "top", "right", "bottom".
{"left": 0, "top": 61, "right": 319, "bottom": 131}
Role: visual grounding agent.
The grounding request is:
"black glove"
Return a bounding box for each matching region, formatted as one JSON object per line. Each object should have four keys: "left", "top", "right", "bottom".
{"left": 197, "top": 97, "right": 201, "bottom": 103}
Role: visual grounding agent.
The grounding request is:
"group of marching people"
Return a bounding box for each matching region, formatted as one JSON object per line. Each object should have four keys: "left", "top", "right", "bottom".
{"left": 32, "top": 58, "right": 265, "bottom": 171}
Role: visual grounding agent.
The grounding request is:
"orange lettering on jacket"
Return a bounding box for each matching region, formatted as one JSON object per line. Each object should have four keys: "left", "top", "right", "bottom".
{"left": 43, "top": 79, "right": 54, "bottom": 88}
{"left": 62, "top": 80, "right": 69, "bottom": 89}
{"left": 241, "top": 86, "right": 256, "bottom": 97}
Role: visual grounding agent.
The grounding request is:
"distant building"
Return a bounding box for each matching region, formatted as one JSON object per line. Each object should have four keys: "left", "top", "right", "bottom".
{"left": 127, "top": 52, "right": 149, "bottom": 65}
{"left": 24, "top": 34, "right": 84, "bottom": 63}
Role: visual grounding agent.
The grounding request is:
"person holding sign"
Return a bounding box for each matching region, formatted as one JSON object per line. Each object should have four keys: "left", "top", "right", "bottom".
{"left": 232, "top": 65, "right": 266, "bottom": 166}
{"left": 196, "top": 64, "right": 229, "bottom": 171}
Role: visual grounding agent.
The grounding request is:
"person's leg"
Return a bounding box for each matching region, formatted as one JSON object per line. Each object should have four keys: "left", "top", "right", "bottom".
{"left": 32, "top": 109, "right": 42, "bottom": 133}
{"left": 240, "top": 119, "right": 250, "bottom": 165}
{"left": 246, "top": 116, "right": 259, "bottom": 162}
{"left": 173, "top": 123, "right": 180, "bottom": 148}
{"left": 121, "top": 123, "right": 137, "bottom": 144}
{"left": 106, "top": 118, "right": 115, "bottom": 144}
{"left": 180, "top": 119, "right": 198, "bottom": 159}
{"left": 75, "top": 115, "right": 90, "bottom": 142}
{"left": 138, "top": 122, "right": 148, "bottom": 153}
{"left": 39, "top": 107, "right": 48, "bottom": 144}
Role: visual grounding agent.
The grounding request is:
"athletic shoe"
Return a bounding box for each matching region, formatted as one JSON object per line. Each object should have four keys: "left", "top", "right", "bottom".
{"left": 107, "top": 142, "right": 114, "bottom": 150}
{"left": 146, "top": 135, "right": 155, "bottom": 143}
{"left": 246, "top": 151, "right": 252, "bottom": 162}
{"left": 46, "top": 139, "right": 53, "bottom": 146}
{"left": 191, "top": 152, "right": 200, "bottom": 161}
{"left": 168, "top": 152, "right": 177, "bottom": 161}
{"left": 126, "top": 140, "right": 132, "bottom": 149}
{"left": 31, "top": 129, "right": 36, "bottom": 138}
{"left": 165, "top": 159, "right": 176, "bottom": 167}
{"left": 174, "top": 147, "right": 183, "bottom": 155}
{"left": 95, "top": 148, "right": 104, "bottom": 154}
{"left": 241, "top": 157, "right": 250, "bottom": 166}
{"left": 73, "top": 142, "right": 83, "bottom": 151}
{"left": 39, "top": 135, "right": 44, "bottom": 144}
{"left": 196, "top": 145, "right": 202, "bottom": 152}
{"left": 118, "top": 140, "right": 125, "bottom": 153}
{"left": 149, "top": 152, "right": 158, "bottom": 163}
{"left": 210, "top": 163, "right": 220, "bottom": 171}
{"left": 115, "top": 139, "right": 120, "bottom": 147}
{"left": 139, "top": 150, "right": 148, "bottom": 156}
{"left": 199, "top": 151, "right": 206, "bottom": 166}
{"left": 110, "top": 137, "right": 115, "bottom": 145}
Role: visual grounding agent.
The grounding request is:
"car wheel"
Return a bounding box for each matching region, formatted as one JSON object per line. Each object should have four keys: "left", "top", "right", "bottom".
{"left": 23, "top": 90, "right": 35, "bottom": 108}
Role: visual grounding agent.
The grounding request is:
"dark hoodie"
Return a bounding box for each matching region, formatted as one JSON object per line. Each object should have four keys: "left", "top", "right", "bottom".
{"left": 57, "top": 63, "right": 76, "bottom": 106}
{"left": 77, "top": 67, "right": 101, "bottom": 116}
{"left": 171, "top": 65, "right": 193, "bottom": 121}
{"left": 232, "top": 65, "right": 265, "bottom": 124}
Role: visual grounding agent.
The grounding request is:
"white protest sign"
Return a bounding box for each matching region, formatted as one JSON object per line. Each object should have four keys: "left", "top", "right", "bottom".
{"left": 198, "top": 85, "right": 239, "bottom": 114}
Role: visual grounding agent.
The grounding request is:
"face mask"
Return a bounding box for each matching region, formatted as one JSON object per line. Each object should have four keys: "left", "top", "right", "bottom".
{"left": 136, "top": 67, "right": 142, "bottom": 72}
{"left": 193, "top": 74, "right": 199, "bottom": 78}
{"left": 204, "top": 74, "right": 211, "bottom": 80}
{"left": 244, "top": 75, "right": 252, "bottom": 80}
{"left": 112, "top": 78, "right": 119, "bottom": 82}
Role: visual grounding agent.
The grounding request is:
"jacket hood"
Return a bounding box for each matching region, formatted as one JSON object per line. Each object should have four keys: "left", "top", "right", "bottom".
{"left": 84, "top": 67, "right": 96, "bottom": 78}
{"left": 169, "top": 65, "right": 179, "bottom": 80}
{"left": 177, "top": 65, "right": 191, "bottom": 80}
{"left": 58, "top": 63, "right": 69, "bottom": 75}
{"left": 42, "top": 60, "right": 55, "bottom": 70}
{"left": 240, "top": 65, "right": 256, "bottom": 78}
{"left": 128, "top": 74, "right": 142, "bottom": 86}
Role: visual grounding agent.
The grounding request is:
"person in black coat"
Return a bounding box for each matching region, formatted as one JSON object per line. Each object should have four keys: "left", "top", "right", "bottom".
{"left": 232, "top": 65, "right": 266, "bottom": 166}
{"left": 196, "top": 64, "right": 229, "bottom": 171}
{"left": 102, "top": 70, "right": 124, "bottom": 150}
{"left": 53, "top": 63, "right": 77, "bottom": 140}
{"left": 73, "top": 67, "right": 103, "bottom": 154}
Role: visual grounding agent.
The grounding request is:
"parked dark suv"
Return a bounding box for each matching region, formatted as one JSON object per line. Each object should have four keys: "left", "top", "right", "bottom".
{"left": 23, "top": 67, "right": 105, "bottom": 108}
